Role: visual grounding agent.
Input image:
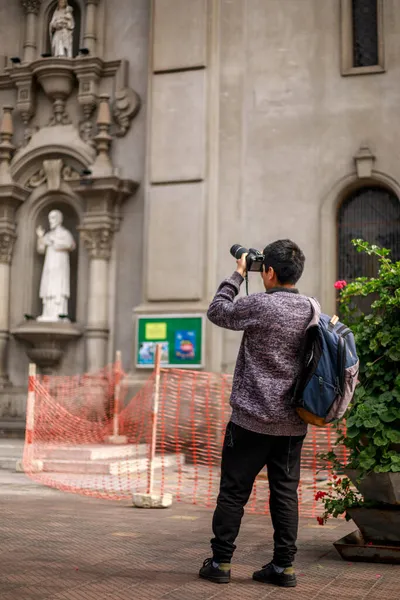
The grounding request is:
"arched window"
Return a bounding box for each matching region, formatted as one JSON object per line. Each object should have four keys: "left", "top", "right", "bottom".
{"left": 338, "top": 186, "right": 400, "bottom": 282}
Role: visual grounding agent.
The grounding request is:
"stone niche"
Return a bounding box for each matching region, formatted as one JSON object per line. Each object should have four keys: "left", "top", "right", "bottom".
{"left": 0, "top": 0, "right": 140, "bottom": 418}
{"left": 11, "top": 158, "right": 88, "bottom": 373}
{"left": 12, "top": 186, "right": 84, "bottom": 374}
{"left": 33, "top": 200, "right": 80, "bottom": 321}
{"left": 44, "top": 0, "right": 83, "bottom": 59}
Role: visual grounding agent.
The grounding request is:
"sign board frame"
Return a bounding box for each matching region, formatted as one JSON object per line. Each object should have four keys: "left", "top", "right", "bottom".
{"left": 135, "top": 313, "right": 205, "bottom": 369}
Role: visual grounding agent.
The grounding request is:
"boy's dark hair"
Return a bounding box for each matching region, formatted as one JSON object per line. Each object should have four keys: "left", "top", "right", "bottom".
{"left": 262, "top": 239, "right": 305, "bottom": 285}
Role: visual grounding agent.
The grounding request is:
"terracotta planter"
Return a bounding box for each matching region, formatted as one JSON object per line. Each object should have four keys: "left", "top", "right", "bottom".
{"left": 345, "top": 469, "right": 400, "bottom": 505}
{"left": 347, "top": 506, "right": 400, "bottom": 544}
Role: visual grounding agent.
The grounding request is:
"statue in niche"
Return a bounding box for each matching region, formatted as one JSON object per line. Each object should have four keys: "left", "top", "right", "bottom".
{"left": 49, "top": 0, "right": 75, "bottom": 58}
{"left": 36, "top": 210, "right": 76, "bottom": 322}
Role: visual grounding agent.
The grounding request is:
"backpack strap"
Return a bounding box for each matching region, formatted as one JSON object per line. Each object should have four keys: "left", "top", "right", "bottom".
{"left": 290, "top": 296, "right": 321, "bottom": 402}
{"left": 306, "top": 297, "right": 321, "bottom": 330}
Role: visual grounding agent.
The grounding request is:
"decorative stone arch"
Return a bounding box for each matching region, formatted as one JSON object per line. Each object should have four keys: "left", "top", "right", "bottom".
{"left": 320, "top": 169, "right": 400, "bottom": 315}
{"left": 10, "top": 125, "right": 96, "bottom": 187}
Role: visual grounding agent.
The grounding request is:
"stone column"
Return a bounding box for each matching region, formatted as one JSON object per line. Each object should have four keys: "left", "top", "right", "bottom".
{"left": 81, "top": 227, "right": 113, "bottom": 372}
{"left": 75, "top": 93, "right": 136, "bottom": 371}
{"left": 0, "top": 106, "right": 29, "bottom": 385}
{"left": 0, "top": 233, "right": 16, "bottom": 386}
{"left": 21, "top": 0, "right": 42, "bottom": 63}
{"left": 83, "top": 0, "right": 99, "bottom": 55}
{"left": 0, "top": 107, "right": 14, "bottom": 186}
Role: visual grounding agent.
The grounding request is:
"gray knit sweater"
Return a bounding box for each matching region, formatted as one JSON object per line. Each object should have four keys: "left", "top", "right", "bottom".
{"left": 208, "top": 271, "right": 312, "bottom": 436}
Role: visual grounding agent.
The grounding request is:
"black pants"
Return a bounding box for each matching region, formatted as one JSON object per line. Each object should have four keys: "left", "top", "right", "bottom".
{"left": 211, "top": 422, "right": 305, "bottom": 568}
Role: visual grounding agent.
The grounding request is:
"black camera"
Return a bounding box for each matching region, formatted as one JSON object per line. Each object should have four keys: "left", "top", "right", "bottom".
{"left": 230, "top": 244, "right": 264, "bottom": 272}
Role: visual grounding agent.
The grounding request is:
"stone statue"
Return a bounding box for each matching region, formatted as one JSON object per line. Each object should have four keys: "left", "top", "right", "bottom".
{"left": 49, "top": 0, "right": 75, "bottom": 58}
{"left": 36, "top": 210, "right": 76, "bottom": 322}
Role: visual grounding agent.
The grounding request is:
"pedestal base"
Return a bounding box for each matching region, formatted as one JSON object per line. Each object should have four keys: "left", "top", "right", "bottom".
{"left": 0, "top": 386, "right": 28, "bottom": 421}
{"left": 347, "top": 506, "right": 400, "bottom": 544}
{"left": 12, "top": 321, "right": 82, "bottom": 373}
{"left": 334, "top": 530, "right": 400, "bottom": 564}
{"left": 36, "top": 316, "right": 70, "bottom": 323}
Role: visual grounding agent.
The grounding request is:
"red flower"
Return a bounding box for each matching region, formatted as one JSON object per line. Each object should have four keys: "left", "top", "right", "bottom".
{"left": 315, "top": 491, "right": 327, "bottom": 501}
{"left": 317, "top": 517, "right": 325, "bottom": 526}
{"left": 334, "top": 280, "right": 347, "bottom": 290}
{"left": 336, "top": 478, "right": 342, "bottom": 485}
{"left": 332, "top": 475, "right": 337, "bottom": 480}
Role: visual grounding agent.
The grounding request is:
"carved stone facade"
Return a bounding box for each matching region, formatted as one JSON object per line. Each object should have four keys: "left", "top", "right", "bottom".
{"left": 0, "top": 0, "right": 399, "bottom": 423}
{"left": 1, "top": 8, "right": 141, "bottom": 147}
{"left": 27, "top": 160, "right": 80, "bottom": 189}
{"left": 0, "top": 232, "right": 17, "bottom": 265}
{"left": 113, "top": 88, "right": 141, "bottom": 138}
{"left": 80, "top": 227, "right": 113, "bottom": 260}
{"left": 0, "top": 0, "right": 143, "bottom": 412}
{"left": 21, "top": 0, "right": 42, "bottom": 14}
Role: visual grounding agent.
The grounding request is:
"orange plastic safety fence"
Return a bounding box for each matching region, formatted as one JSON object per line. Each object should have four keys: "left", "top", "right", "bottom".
{"left": 23, "top": 366, "right": 347, "bottom": 518}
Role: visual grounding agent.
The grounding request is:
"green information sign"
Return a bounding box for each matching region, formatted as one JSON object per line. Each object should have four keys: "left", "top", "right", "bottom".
{"left": 136, "top": 314, "right": 204, "bottom": 368}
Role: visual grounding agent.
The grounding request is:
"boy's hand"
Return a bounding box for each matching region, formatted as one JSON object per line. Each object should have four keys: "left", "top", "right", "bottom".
{"left": 236, "top": 253, "right": 247, "bottom": 277}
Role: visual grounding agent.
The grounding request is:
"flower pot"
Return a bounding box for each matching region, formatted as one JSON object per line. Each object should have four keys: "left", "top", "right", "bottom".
{"left": 346, "top": 506, "right": 400, "bottom": 544}
{"left": 345, "top": 469, "right": 400, "bottom": 505}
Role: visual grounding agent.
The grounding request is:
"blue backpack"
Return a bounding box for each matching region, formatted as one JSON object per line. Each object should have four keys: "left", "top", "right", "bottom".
{"left": 292, "top": 298, "right": 359, "bottom": 427}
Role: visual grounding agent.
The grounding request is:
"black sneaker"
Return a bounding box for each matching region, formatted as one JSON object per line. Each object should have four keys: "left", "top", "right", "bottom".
{"left": 199, "top": 558, "right": 231, "bottom": 584}
{"left": 253, "top": 562, "right": 297, "bottom": 587}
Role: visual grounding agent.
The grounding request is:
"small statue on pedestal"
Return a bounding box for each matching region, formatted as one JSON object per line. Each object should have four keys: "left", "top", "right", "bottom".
{"left": 49, "top": 0, "right": 75, "bottom": 58}
{"left": 36, "top": 209, "right": 76, "bottom": 322}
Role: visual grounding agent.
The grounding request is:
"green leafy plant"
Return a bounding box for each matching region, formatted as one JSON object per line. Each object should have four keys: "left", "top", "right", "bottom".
{"left": 338, "top": 240, "right": 400, "bottom": 477}
{"left": 317, "top": 240, "right": 400, "bottom": 522}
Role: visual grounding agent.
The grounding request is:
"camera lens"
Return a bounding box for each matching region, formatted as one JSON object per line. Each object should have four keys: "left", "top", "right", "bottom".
{"left": 230, "top": 244, "right": 248, "bottom": 259}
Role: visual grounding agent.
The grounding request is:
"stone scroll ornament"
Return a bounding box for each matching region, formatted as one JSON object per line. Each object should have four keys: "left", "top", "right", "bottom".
{"left": 50, "top": 0, "right": 75, "bottom": 58}
{"left": 112, "top": 88, "right": 141, "bottom": 137}
{"left": 27, "top": 161, "right": 80, "bottom": 188}
{"left": 36, "top": 209, "right": 76, "bottom": 322}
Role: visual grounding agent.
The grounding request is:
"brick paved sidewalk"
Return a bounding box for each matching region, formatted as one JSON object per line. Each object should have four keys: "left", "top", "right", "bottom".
{"left": 0, "top": 474, "right": 398, "bottom": 600}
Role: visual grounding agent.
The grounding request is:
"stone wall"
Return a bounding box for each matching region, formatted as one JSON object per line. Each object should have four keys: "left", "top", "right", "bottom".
{"left": 0, "top": 0, "right": 399, "bottom": 403}
{"left": 103, "top": 0, "right": 149, "bottom": 369}
{"left": 216, "top": 0, "right": 400, "bottom": 371}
